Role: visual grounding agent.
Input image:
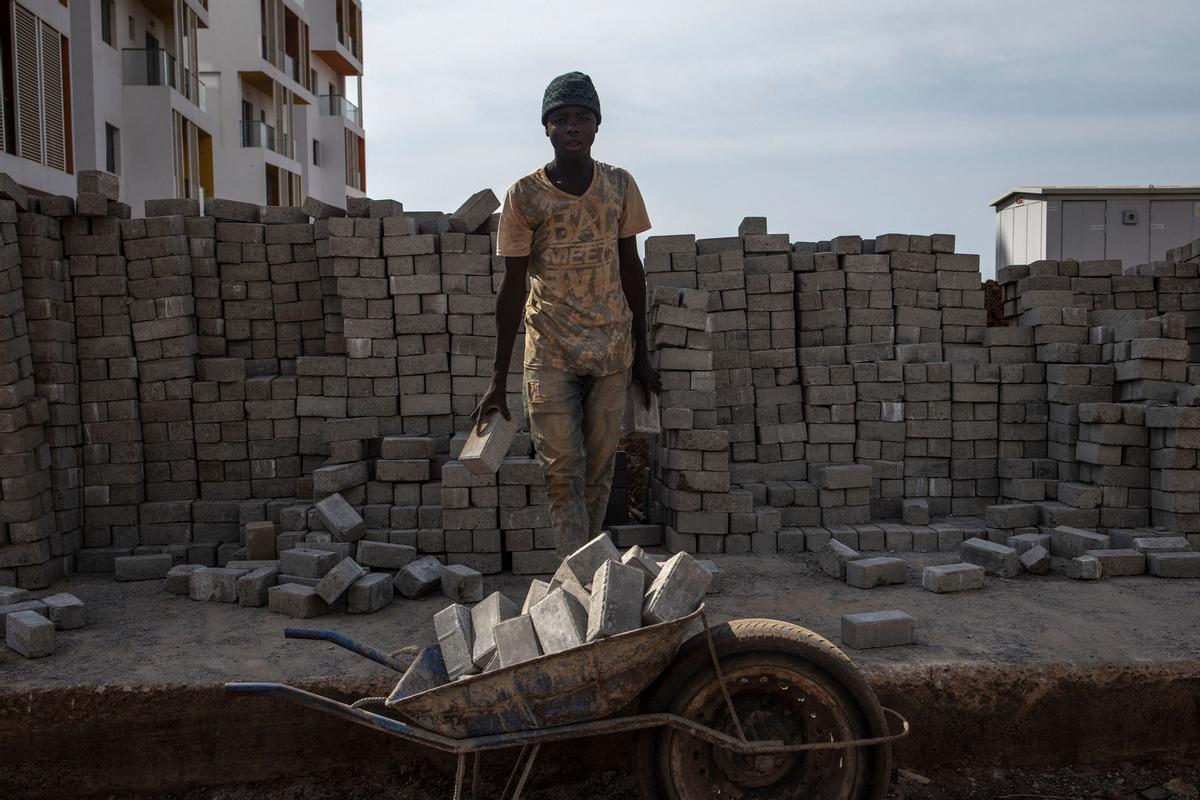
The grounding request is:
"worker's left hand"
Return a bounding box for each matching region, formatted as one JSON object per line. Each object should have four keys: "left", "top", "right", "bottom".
{"left": 631, "top": 353, "right": 661, "bottom": 406}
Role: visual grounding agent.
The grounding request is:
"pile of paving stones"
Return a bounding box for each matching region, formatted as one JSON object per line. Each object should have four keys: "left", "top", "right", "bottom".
{"left": 388, "top": 531, "right": 712, "bottom": 698}
{"left": 0, "top": 585, "right": 86, "bottom": 658}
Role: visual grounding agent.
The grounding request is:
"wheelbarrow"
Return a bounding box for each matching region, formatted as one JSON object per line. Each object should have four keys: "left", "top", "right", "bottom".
{"left": 225, "top": 605, "right": 908, "bottom": 799}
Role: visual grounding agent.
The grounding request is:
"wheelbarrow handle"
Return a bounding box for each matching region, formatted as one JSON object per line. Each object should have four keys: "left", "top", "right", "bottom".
{"left": 283, "top": 627, "right": 409, "bottom": 673}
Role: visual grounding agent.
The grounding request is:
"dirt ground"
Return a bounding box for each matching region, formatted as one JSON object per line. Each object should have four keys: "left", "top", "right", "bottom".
{"left": 5, "top": 549, "right": 1200, "bottom": 689}
{"left": 97, "top": 761, "right": 1200, "bottom": 800}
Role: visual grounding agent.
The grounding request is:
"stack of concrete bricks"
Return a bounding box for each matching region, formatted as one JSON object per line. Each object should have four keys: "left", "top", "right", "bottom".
{"left": 384, "top": 220, "right": 452, "bottom": 445}
{"left": 444, "top": 229, "right": 497, "bottom": 433}
{"left": 212, "top": 200, "right": 275, "bottom": 368}
{"left": 0, "top": 187, "right": 59, "bottom": 587}
{"left": 262, "top": 207, "right": 323, "bottom": 360}
{"left": 121, "top": 214, "right": 199, "bottom": 508}
{"left": 16, "top": 195, "right": 82, "bottom": 585}
{"left": 497, "top": 455, "right": 553, "bottom": 575}
{"left": 14, "top": 164, "right": 1200, "bottom": 586}
{"left": 902, "top": 362, "right": 952, "bottom": 516}
{"left": 1106, "top": 313, "right": 1188, "bottom": 402}
{"left": 950, "top": 362, "right": 999, "bottom": 515}
{"left": 851, "top": 360, "right": 904, "bottom": 519}
{"left": 69, "top": 182, "right": 145, "bottom": 571}
{"left": 318, "top": 216, "right": 397, "bottom": 426}
{"left": 1074, "top": 403, "right": 1149, "bottom": 528}
{"left": 193, "top": 357, "right": 250, "bottom": 500}
{"left": 702, "top": 234, "right": 756, "bottom": 466}
{"left": 743, "top": 225, "right": 806, "bottom": 476}
{"left": 1146, "top": 406, "right": 1200, "bottom": 540}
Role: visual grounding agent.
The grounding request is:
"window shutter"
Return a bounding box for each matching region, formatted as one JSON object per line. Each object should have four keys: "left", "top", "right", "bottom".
{"left": 40, "top": 22, "right": 65, "bottom": 171}
{"left": 13, "top": 3, "right": 43, "bottom": 166}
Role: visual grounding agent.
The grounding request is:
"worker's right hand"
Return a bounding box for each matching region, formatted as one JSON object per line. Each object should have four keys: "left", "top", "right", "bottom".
{"left": 471, "top": 377, "right": 511, "bottom": 423}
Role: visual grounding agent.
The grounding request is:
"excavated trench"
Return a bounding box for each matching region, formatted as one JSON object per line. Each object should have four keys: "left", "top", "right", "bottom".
{"left": 3, "top": 661, "right": 1198, "bottom": 798}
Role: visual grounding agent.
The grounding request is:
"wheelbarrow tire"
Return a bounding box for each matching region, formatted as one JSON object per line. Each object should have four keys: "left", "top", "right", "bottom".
{"left": 635, "top": 618, "right": 891, "bottom": 800}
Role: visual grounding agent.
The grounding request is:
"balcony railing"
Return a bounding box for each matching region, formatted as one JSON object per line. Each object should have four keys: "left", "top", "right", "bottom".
{"left": 319, "top": 94, "right": 360, "bottom": 126}
{"left": 241, "top": 120, "right": 295, "bottom": 159}
{"left": 122, "top": 48, "right": 177, "bottom": 90}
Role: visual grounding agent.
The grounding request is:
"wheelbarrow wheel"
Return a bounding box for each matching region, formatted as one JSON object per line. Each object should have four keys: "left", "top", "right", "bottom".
{"left": 636, "top": 618, "right": 891, "bottom": 800}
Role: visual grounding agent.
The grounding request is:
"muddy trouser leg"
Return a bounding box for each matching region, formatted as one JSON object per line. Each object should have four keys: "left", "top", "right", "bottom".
{"left": 581, "top": 370, "right": 629, "bottom": 540}
{"left": 525, "top": 368, "right": 589, "bottom": 560}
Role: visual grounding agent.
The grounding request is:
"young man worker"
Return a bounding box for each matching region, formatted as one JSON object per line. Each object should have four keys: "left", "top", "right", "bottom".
{"left": 472, "top": 71, "right": 661, "bottom": 559}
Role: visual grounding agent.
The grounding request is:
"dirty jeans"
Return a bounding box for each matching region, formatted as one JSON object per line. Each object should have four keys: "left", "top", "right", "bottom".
{"left": 524, "top": 367, "right": 628, "bottom": 560}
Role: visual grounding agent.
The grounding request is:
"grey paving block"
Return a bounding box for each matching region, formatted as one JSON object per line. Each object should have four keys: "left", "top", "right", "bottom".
{"left": 41, "top": 593, "right": 86, "bottom": 630}
{"left": 0, "top": 587, "right": 28, "bottom": 605}
{"left": 841, "top": 610, "right": 915, "bottom": 649}
{"left": 0, "top": 601, "right": 48, "bottom": 633}
{"left": 244, "top": 521, "right": 277, "bottom": 560}
{"left": 921, "top": 563, "right": 985, "bottom": 593}
{"left": 1007, "top": 532, "right": 1051, "bottom": 555}
{"left": 586, "top": 560, "right": 644, "bottom": 641}
{"left": 1066, "top": 555, "right": 1102, "bottom": 580}
{"left": 387, "top": 644, "right": 449, "bottom": 704}
{"left": 846, "top": 557, "right": 907, "bottom": 589}
{"left": 620, "top": 545, "right": 661, "bottom": 590}
{"left": 236, "top": 567, "right": 280, "bottom": 607}
{"left": 1132, "top": 537, "right": 1190, "bottom": 554}
{"left": 494, "top": 615, "right": 542, "bottom": 667}
{"left": 315, "top": 558, "right": 368, "bottom": 604}
{"left": 347, "top": 573, "right": 394, "bottom": 613}
{"left": 460, "top": 413, "right": 518, "bottom": 475}
{"left": 396, "top": 555, "right": 445, "bottom": 598}
{"left": 6, "top": 609, "right": 54, "bottom": 658}
{"left": 1050, "top": 526, "right": 1111, "bottom": 558}
{"left": 114, "top": 554, "right": 174, "bottom": 581}
{"left": 1147, "top": 551, "right": 1200, "bottom": 578}
{"left": 166, "top": 564, "right": 205, "bottom": 595}
{"left": 564, "top": 532, "right": 622, "bottom": 587}
{"left": 1019, "top": 545, "right": 1051, "bottom": 575}
{"left": 1085, "top": 549, "right": 1145, "bottom": 577}
{"left": 268, "top": 583, "right": 329, "bottom": 618}
{"left": 986, "top": 503, "right": 1039, "bottom": 529}
{"left": 357, "top": 540, "right": 417, "bottom": 569}
{"left": 521, "top": 579, "right": 551, "bottom": 615}
{"left": 819, "top": 539, "right": 864, "bottom": 579}
{"left": 434, "top": 603, "right": 478, "bottom": 679}
{"left": 901, "top": 499, "right": 930, "bottom": 525}
{"left": 530, "top": 588, "right": 588, "bottom": 655}
{"left": 190, "top": 567, "right": 249, "bottom": 602}
{"left": 314, "top": 494, "right": 367, "bottom": 542}
{"left": 278, "top": 548, "right": 341, "bottom": 579}
{"left": 960, "top": 537, "right": 1020, "bottom": 578}
{"left": 643, "top": 551, "right": 712, "bottom": 625}
{"left": 441, "top": 564, "right": 483, "bottom": 603}
{"left": 470, "top": 591, "right": 519, "bottom": 666}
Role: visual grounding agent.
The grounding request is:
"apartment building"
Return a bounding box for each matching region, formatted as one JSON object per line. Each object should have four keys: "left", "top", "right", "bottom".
{"left": 69, "top": 0, "right": 216, "bottom": 215}
{"left": 198, "top": 0, "right": 365, "bottom": 208}
{"left": 0, "top": 0, "right": 364, "bottom": 213}
{"left": 0, "top": 0, "right": 75, "bottom": 197}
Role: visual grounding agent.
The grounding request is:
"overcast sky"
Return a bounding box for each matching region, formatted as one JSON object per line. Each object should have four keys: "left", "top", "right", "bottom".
{"left": 361, "top": 1, "right": 1200, "bottom": 278}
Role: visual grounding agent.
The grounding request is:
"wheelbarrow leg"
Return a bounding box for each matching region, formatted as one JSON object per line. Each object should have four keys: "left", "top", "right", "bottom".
{"left": 511, "top": 744, "right": 540, "bottom": 800}
{"left": 499, "top": 745, "right": 528, "bottom": 800}
{"left": 470, "top": 752, "right": 481, "bottom": 799}
{"left": 452, "top": 753, "right": 467, "bottom": 800}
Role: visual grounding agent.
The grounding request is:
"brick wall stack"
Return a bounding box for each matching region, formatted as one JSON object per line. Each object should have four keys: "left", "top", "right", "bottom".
{"left": 17, "top": 197, "right": 81, "bottom": 584}
{"left": 1146, "top": 405, "right": 1200, "bottom": 544}
{"left": 263, "top": 206, "right": 323, "bottom": 360}
{"left": 69, "top": 186, "right": 144, "bottom": 571}
{"left": 444, "top": 230, "right": 497, "bottom": 433}
{"left": 1074, "top": 402, "right": 1150, "bottom": 528}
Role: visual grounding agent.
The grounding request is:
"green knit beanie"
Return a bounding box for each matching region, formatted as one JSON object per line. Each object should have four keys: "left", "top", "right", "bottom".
{"left": 541, "top": 72, "right": 601, "bottom": 125}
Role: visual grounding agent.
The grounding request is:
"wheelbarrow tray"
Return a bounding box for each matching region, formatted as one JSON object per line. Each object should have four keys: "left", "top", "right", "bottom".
{"left": 388, "top": 604, "right": 704, "bottom": 738}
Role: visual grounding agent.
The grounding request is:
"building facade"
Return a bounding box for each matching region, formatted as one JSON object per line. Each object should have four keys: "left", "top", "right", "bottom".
{"left": 197, "top": 0, "right": 365, "bottom": 209}
{"left": 0, "top": 0, "right": 364, "bottom": 214}
{"left": 992, "top": 186, "right": 1200, "bottom": 272}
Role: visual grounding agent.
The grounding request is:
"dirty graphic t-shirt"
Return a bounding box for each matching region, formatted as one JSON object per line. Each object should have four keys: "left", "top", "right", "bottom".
{"left": 496, "top": 161, "right": 651, "bottom": 376}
